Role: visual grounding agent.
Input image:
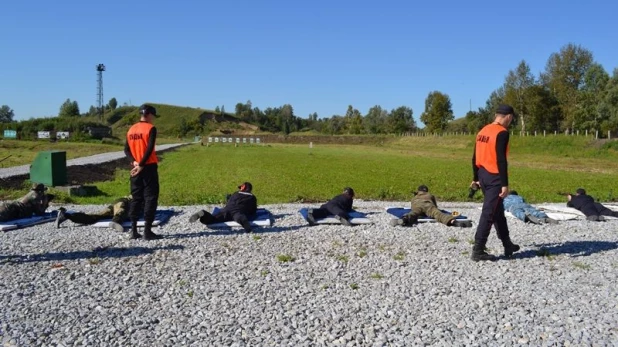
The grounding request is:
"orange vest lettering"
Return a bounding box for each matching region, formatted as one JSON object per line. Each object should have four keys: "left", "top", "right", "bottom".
{"left": 127, "top": 122, "right": 158, "bottom": 165}
{"left": 475, "top": 124, "right": 509, "bottom": 174}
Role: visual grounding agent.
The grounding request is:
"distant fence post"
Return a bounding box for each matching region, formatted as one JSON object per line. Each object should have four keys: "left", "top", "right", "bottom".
{"left": 554, "top": 131, "right": 557, "bottom": 136}
{"left": 609, "top": 130, "right": 611, "bottom": 140}
{"left": 585, "top": 129, "right": 588, "bottom": 137}
{"left": 543, "top": 130, "right": 546, "bottom": 137}
{"left": 596, "top": 130, "right": 599, "bottom": 139}
{"left": 534, "top": 131, "right": 537, "bottom": 136}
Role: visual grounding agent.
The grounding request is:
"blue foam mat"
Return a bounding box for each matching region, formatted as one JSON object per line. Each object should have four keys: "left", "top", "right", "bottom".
{"left": 207, "top": 208, "right": 272, "bottom": 227}
{"left": 0, "top": 211, "right": 59, "bottom": 232}
{"left": 298, "top": 208, "right": 371, "bottom": 224}
{"left": 386, "top": 207, "right": 470, "bottom": 221}
{"left": 91, "top": 209, "right": 176, "bottom": 227}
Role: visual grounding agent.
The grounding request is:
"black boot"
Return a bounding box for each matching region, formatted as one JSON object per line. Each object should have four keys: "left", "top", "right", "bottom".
{"left": 129, "top": 222, "right": 141, "bottom": 239}
{"left": 471, "top": 243, "right": 497, "bottom": 262}
{"left": 503, "top": 242, "right": 521, "bottom": 257}
{"left": 142, "top": 223, "right": 162, "bottom": 240}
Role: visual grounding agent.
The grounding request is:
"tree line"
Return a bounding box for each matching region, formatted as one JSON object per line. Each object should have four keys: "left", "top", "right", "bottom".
{"left": 2, "top": 43, "right": 617, "bottom": 137}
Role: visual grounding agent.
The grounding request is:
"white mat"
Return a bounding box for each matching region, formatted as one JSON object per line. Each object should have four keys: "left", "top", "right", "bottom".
{"left": 0, "top": 212, "right": 58, "bottom": 232}
{"left": 505, "top": 211, "right": 579, "bottom": 221}
{"left": 90, "top": 210, "right": 175, "bottom": 228}
{"left": 537, "top": 204, "right": 618, "bottom": 220}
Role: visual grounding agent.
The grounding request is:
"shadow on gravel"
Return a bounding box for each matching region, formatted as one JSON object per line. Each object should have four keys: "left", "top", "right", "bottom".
{"left": 168, "top": 225, "right": 307, "bottom": 239}
{"left": 0, "top": 244, "right": 185, "bottom": 264}
{"left": 514, "top": 241, "right": 618, "bottom": 259}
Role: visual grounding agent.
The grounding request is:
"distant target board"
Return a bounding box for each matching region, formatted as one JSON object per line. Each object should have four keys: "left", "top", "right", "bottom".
{"left": 37, "top": 131, "right": 51, "bottom": 139}
{"left": 57, "top": 131, "right": 70, "bottom": 139}
{"left": 209, "top": 137, "right": 261, "bottom": 145}
{"left": 3, "top": 130, "right": 17, "bottom": 139}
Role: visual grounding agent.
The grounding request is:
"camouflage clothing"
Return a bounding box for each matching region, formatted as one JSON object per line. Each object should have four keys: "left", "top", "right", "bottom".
{"left": 0, "top": 190, "right": 51, "bottom": 222}
{"left": 404, "top": 191, "right": 455, "bottom": 225}
{"left": 65, "top": 197, "right": 131, "bottom": 225}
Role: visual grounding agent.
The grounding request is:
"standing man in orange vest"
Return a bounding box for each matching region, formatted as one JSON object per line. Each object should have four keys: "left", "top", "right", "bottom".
{"left": 124, "top": 104, "right": 162, "bottom": 240}
{"left": 470, "top": 104, "right": 519, "bottom": 261}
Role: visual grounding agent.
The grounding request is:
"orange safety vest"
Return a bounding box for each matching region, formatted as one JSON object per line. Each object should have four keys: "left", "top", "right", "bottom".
{"left": 475, "top": 123, "right": 509, "bottom": 174}
{"left": 126, "top": 122, "right": 158, "bottom": 165}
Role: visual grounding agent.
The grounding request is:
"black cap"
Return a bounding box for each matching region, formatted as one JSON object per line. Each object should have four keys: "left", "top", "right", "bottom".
{"left": 238, "top": 182, "right": 253, "bottom": 192}
{"left": 417, "top": 185, "right": 429, "bottom": 193}
{"left": 139, "top": 104, "right": 158, "bottom": 117}
{"left": 343, "top": 187, "right": 355, "bottom": 196}
{"left": 496, "top": 104, "right": 515, "bottom": 116}
{"left": 576, "top": 188, "right": 586, "bottom": 195}
{"left": 31, "top": 183, "right": 47, "bottom": 191}
{"left": 510, "top": 190, "right": 518, "bottom": 195}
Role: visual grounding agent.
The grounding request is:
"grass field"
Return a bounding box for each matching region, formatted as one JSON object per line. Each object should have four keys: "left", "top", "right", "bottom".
{"left": 0, "top": 140, "right": 123, "bottom": 168}
{"left": 0, "top": 138, "right": 194, "bottom": 168}
{"left": 7, "top": 134, "right": 610, "bottom": 205}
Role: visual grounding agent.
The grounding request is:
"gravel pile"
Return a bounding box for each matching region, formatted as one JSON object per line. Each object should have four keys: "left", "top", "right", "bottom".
{"left": 1, "top": 200, "right": 617, "bottom": 346}
{"left": 0, "top": 143, "right": 186, "bottom": 179}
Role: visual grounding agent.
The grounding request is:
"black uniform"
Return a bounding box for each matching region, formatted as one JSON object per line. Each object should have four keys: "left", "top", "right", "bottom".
{"left": 471, "top": 106, "right": 519, "bottom": 260}
{"left": 199, "top": 192, "right": 257, "bottom": 232}
{"left": 311, "top": 194, "right": 353, "bottom": 219}
{"left": 568, "top": 194, "right": 618, "bottom": 219}
{"left": 124, "top": 128, "right": 158, "bottom": 226}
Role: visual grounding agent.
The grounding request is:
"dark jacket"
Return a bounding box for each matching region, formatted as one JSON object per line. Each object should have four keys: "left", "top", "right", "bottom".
{"left": 320, "top": 194, "right": 353, "bottom": 218}
{"left": 567, "top": 194, "right": 597, "bottom": 217}
{"left": 218, "top": 192, "right": 257, "bottom": 217}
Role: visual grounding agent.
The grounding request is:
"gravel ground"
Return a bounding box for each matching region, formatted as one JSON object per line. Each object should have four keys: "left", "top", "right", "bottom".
{"left": 1, "top": 200, "right": 617, "bottom": 346}
{"left": 0, "top": 143, "right": 186, "bottom": 179}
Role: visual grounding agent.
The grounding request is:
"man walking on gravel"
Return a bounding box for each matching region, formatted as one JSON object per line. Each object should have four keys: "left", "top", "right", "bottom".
{"left": 470, "top": 104, "right": 520, "bottom": 261}
{"left": 124, "top": 104, "right": 161, "bottom": 240}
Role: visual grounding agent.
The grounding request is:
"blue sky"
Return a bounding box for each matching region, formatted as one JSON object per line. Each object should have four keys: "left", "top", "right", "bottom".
{"left": 1, "top": 0, "right": 617, "bottom": 123}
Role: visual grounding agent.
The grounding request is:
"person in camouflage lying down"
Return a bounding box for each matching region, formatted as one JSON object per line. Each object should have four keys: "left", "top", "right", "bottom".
{"left": 56, "top": 196, "right": 132, "bottom": 232}
{"left": 0, "top": 183, "right": 55, "bottom": 222}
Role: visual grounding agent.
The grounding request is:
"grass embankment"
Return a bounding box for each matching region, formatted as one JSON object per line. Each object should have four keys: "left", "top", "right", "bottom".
{"left": 0, "top": 139, "right": 188, "bottom": 167}
{"left": 0, "top": 140, "right": 122, "bottom": 168}
{"left": 31, "top": 134, "right": 618, "bottom": 205}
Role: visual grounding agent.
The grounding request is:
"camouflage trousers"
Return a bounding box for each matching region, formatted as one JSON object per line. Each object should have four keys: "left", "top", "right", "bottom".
{"left": 404, "top": 200, "right": 454, "bottom": 226}
{"left": 0, "top": 202, "right": 33, "bottom": 222}
{"left": 66, "top": 201, "right": 128, "bottom": 225}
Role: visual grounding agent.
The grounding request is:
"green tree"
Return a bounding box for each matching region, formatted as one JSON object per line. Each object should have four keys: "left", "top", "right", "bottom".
{"left": 220, "top": 105, "right": 225, "bottom": 116}
{"left": 108, "top": 97, "right": 118, "bottom": 111}
{"left": 58, "top": 99, "right": 80, "bottom": 118}
{"left": 327, "top": 115, "right": 345, "bottom": 135}
{"left": 364, "top": 105, "right": 387, "bottom": 134}
{"left": 525, "top": 85, "right": 561, "bottom": 132}
{"left": 599, "top": 68, "right": 618, "bottom": 134}
{"left": 503, "top": 60, "right": 535, "bottom": 132}
{"left": 214, "top": 106, "right": 221, "bottom": 114}
{"left": 0, "top": 105, "right": 15, "bottom": 123}
{"left": 420, "top": 91, "right": 454, "bottom": 133}
{"left": 576, "top": 63, "right": 610, "bottom": 131}
{"left": 387, "top": 106, "right": 416, "bottom": 134}
{"left": 343, "top": 105, "right": 363, "bottom": 134}
{"left": 540, "top": 43, "right": 594, "bottom": 131}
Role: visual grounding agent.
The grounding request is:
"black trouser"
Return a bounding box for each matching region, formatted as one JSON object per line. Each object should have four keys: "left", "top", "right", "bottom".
{"left": 312, "top": 206, "right": 348, "bottom": 219}
{"left": 474, "top": 167, "right": 512, "bottom": 247}
{"left": 199, "top": 210, "right": 252, "bottom": 232}
{"left": 129, "top": 164, "right": 159, "bottom": 225}
{"left": 595, "top": 203, "right": 618, "bottom": 218}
